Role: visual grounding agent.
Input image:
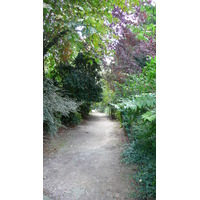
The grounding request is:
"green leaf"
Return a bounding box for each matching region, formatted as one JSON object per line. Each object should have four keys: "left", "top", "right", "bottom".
{"left": 93, "top": 34, "right": 99, "bottom": 50}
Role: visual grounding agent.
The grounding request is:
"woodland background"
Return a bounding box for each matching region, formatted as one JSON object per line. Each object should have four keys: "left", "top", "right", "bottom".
{"left": 0, "top": 1, "right": 200, "bottom": 200}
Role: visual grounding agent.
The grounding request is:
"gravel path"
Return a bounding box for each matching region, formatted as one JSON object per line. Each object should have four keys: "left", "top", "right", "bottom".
{"left": 43, "top": 112, "right": 134, "bottom": 200}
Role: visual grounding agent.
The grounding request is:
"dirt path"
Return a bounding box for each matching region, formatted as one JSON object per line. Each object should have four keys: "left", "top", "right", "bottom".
{"left": 44, "top": 112, "right": 134, "bottom": 200}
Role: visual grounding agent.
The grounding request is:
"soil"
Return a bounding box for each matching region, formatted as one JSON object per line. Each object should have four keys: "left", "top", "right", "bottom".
{"left": 43, "top": 112, "right": 135, "bottom": 200}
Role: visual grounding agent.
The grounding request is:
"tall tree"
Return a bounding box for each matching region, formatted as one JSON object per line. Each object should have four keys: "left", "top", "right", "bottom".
{"left": 104, "top": 1, "right": 156, "bottom": 82}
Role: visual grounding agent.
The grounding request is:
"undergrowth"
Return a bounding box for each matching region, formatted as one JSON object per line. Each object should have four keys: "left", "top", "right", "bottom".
{"left": 108, "top": 57, "right": 156, "bottom": 199}
{"left": 43, "top": 78, "right": 78, "bottom": 136}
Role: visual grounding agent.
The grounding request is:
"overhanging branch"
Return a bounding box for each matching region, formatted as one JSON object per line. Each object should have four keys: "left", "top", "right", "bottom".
{"left": 43, "top": 30, "right": 69, "bottom": 56}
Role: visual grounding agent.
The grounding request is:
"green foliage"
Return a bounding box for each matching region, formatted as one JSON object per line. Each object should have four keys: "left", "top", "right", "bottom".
{"left": 113, "top": 57, "right": 156, "bottom": 102}
{"left": 54, "top": 53, "right": 102, "bottom": 102}
{"left": 53, "top": 53, "right": 102, "bottom": 118}
{"left": 43, "top": 0, "right": 128, "bottom": 61}
{"left": 43, "top": 1, "right": 156, "bottom": 198}
{"left": 129, "top": 3, "right": 156, "bottom": 40}
{"left": 43, "top": 53, "right": 103, "bottom": 135}
{"left": 78, "top": 102, "right": 91, "bottom": 118}
{"left": 43, "top": 78, "right": 78, "bottom": 136}
{"left": 108, "top": 57, "right": 156, "bottom": 199}
{"left": 95, "top": 79, "right": 115, "bottom": 112}
{"left": 113, "top": 93, "right": 156, "bottom": 111}
{"left": 142, "top": 108, "right": 156, "bottom": 122}
{"left": 61, "top": 112, "right": 82, "bottom": 126}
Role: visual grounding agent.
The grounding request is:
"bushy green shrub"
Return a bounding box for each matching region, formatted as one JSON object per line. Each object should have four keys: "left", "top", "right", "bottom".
{"left": 44, "top": 53, "right": 103, "bottom": 136}
{"left": 43, "top": 78, "right": 78, "bottom": 136}
{"left": 96, "top": 79, "right": 115, "bottom": 114}
{"left": 71, "top": 112, "right": 82, "bottom": 124}
{"left": 54, "top": 53, "right": 102, "bottom": 102}
{"left": 109, "top": 57, "right": 156, "bottom": 199}
{"left": 53, "top": 53, "right": 103, "bottom": 117}
{"left": 61, "top": 112, "right": 82, "bottom": 126}
{"left": 122, "top": 116, "right": 156, "bottom": 199}
{"left": 78, "top": 102, "right": 91, "bottom": 118}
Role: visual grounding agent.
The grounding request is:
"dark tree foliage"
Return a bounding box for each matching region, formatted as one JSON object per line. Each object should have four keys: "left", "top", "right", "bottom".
{"left": 105, "top": 1, "right": 156, "bottom": 83}
{"left": 55, "top": 53, "right": 102, "bottom": 117}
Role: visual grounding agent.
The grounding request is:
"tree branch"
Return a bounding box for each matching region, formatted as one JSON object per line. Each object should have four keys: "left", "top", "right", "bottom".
{"left": 43, "top": 30, "right": 69, "bottom": 56}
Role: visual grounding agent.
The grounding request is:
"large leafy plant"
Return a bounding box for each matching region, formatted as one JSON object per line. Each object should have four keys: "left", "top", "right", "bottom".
{"left": 43, "top": 78, "right": 78, "bottom": 136}
{"left": 53, "top": 53, "right": 103, "bottom": 118}
{"left": 109, "top": 56, "right": 156, "bottom": 199}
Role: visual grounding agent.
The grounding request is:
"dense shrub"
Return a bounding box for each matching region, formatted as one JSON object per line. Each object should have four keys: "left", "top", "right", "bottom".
{"left": 54, "top": 53, "right": 103, "bottom": 117}
{"left": 43, "top": 78, "right": 78, "bottom": 136}
{"left": 121, "top": 101, "right": 156, "bottom": 199}
{"left": 61, "top": 112, "right": 82, "bottom": 126}
{"left": 43, "top": 53, "right": 103, "bottom": 135}
{"left": 95, "top": 79, "right": 115, "bottom": 113}
{"left": 78, "top": 102, "right": 91, "bottom": 118}
{"left": 108, "top": 57, "right": 156, "bottom": 199}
